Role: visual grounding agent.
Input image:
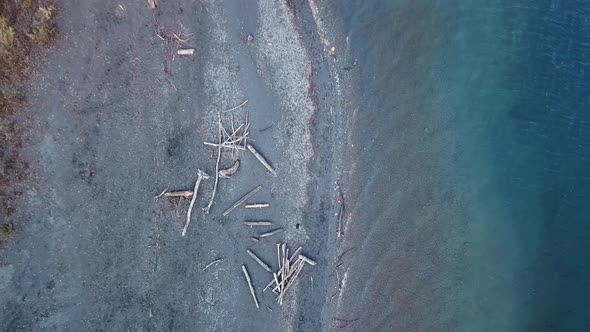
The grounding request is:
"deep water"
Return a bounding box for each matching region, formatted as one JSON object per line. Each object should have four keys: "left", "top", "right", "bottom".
{"left": 337, "top": 1, "right": 590, "bottom": 330}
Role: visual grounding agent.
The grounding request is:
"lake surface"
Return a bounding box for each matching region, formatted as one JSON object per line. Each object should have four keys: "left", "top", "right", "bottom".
{"left": 337, "top": 1, "right": 590, "bottom": 330}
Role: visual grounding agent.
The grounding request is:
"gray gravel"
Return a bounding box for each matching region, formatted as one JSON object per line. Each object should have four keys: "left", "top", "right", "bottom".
{"left": 0, "top": 0, "right": 342, "bottom": 330}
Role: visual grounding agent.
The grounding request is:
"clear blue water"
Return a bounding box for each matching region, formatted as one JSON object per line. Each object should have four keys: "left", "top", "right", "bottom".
{"left": 338, "top": 1, "right": 590, "bottom": 330}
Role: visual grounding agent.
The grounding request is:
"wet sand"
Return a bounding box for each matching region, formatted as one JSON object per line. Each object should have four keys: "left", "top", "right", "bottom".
{"left": 0, "top": 0, "right": 344, "bottom": 330}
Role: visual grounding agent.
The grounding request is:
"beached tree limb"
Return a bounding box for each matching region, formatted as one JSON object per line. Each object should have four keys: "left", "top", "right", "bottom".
{"left": 222, "top": 185, "right": 262, "bottom": 217}
{"left": 247, "top": 143, "right": 277, "bottom": 177}
{"left": 242, "top": 265, "right": 259, "bottom": 309}
{"left": 203, "top": 114, "right": 223, "bottom": 214}
{"left": 182, "top": 169, "right": 209, "bottom": 236}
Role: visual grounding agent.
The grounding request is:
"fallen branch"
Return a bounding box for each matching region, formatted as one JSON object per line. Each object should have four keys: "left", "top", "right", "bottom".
{"left": 222, "top": 185, "right": 262, "bottom": 217}
{"left": 247, "top": 143, "right": 277, "bottom": 177}
{"left": 246, "top": 249, "right": 272, "bottom": 272}
{"left": 203, "top": 114, "right": 223, "bottom": 214}
{"left": 182, "top": 169, "right": 209, "bottom": 236}
{"left": 245, "top": 203, "right": 269, "bottom": 209}
{"left": 242, "top": 265, "right": 259, "bottom": 309}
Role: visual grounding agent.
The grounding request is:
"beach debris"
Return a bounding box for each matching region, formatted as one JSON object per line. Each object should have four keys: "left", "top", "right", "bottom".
{"left": 247, "top": 143, "right": 277, "bottom": 177}
{"left": 242, "top": 265, "right": 260, "bottom": 309}
{"left": 250, "top": 236, "right": 260, "bottom": 243}
{"left": 222, "top": 99, "right": 249, "bottom": 113}
{"left": 177, "top": 48, "right": 195, "bottom": 56}
{"left": 203, "top": 113, "right": 224, "bottom": 214}
{"left": 259, "top": 228, "right": 282, "bottom": 239}
{"left": 246, "top": 249, "right": 272, "bottom": 273}
{"left": 336, "top": 185, "right": 345, "bottom": 238}
{"left": 204, "top": 112, "right": 250, "bottom": 153}
{"left": 164, "top": 190, "right": 193, "bottom": 198}
{"left": 263, "top": 243, "right": 316, "bottom": 305}
{"left": 203, "top": 257, "right": 224, "bottom": 271}
{"left": 299, "top": 254, "right": 317, "bottom": 266}
{"left": 244, "top": 221, "right": 273, "bottom": 227}
{"left": 222, "top": 185, "right": 262, "bottom": 217}
{"left": 182, "top": 169, "right": 209, "bottom": 237}
{"left": 203, "top": 112, "right": 251, "bottom": 214}
{"left": 155, "top": 20, "right": 192, "bottom": 46}
{"left": 147, "top": 0, "right": 158, "bottom": 10}
{"left": 219, "top": 160, "right": 240, "bottom": 178}
{"left": 245, "top": 203, "right": 269, "bottom": 209}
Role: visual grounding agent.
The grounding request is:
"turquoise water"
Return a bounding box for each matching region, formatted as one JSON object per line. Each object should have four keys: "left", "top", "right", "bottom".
{"left": 338, "top": 1, "right": 590, "bottom": 330}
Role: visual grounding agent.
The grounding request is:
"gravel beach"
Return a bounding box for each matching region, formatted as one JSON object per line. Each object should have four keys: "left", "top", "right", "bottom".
{"left": 0, "top": 0, "right": 348, "bottom": 330}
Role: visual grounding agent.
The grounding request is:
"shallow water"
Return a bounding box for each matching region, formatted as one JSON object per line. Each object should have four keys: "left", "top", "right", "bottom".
{"left": 338, "top": 1, "right": 590, "bottom": 330}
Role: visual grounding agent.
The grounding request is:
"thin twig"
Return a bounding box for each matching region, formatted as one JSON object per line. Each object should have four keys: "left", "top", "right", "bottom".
{"left": 222, "top": 185, "right": 262, "bottom": 217}
{"left": 203, "top": 257, "right": 224, "bottom": 271}
{"left": 155, "top": 188, "right": 168, "bottom": 198}
{"left": 247, "top": 143, "right": 277, "bottom": 177}
{"left": 244, "top": 221, "right": 273, "bottom": 227}
{"left": 183, "top": 169, "right": 209, "bottom": 236}
{"left": 242, "top": 265, "right": 259, "bottom": 309}
{"left": 222, "top": 99, "right": 249, "bottom": 113}
{"left": 299, "top": 254, "right": 317, "bottom": 266}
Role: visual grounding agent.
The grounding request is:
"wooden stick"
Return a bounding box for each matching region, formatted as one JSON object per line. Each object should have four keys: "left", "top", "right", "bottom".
{"left": 247, "top": 143, "right": 277, "bottom": 177}
{"left": 203, "top": 257, "right": 224, "bottom": 271}
{"left": 281, "top": 259, "right": 305, "bottom": 297}
{"left": 244, "top": 221, "right": 273, "bottom": 227}
{"left": 298, "top": 254, "right": 317, "bottom": 266}
{"left": 279, "top": 244, "right": 287, "bottom": 304}
{"left": 164, "top": 190, "right": 193, "bottom": 197}
{"left": 264, "top": 247, "right": 302, "bottom": 291}
{"left": 259, "top": 228, "right": 282, "bottom": 238}
{"left": 289, "top": 247, "right": 302, "bottom": 262}
{"left": 242, "top": 265, "right": 259, "bottom": 309}
{"left": 155, "top": 188, "right": 168, "bottom": 198}
{"left": 222, "top": 185, "right": 262, "bottom": 217}
{"left": 245, "top": 203, "right": 269, "bottom": 209}
{"left": 277, "top": 243, "right": 281, "bottom": 270}
{"left": 147, "top": 0, "right": 158, "bottom": 9}
{"left": 246, "top": 249, "right": 272, "bottom": 272}
{"left": 273, "top": 258, "right": 303, "bottom": 292}
{"left": 182, "top": 170, "right": 209, "bottom": 236}
{"left": 223, "top": 99, "right": 248, "bottom": 113}
{"left": 203, "top": 114, "right": 223, "bottom": 214}
{"left": 177, "top": 48, "right": 195, "bottom": 56}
